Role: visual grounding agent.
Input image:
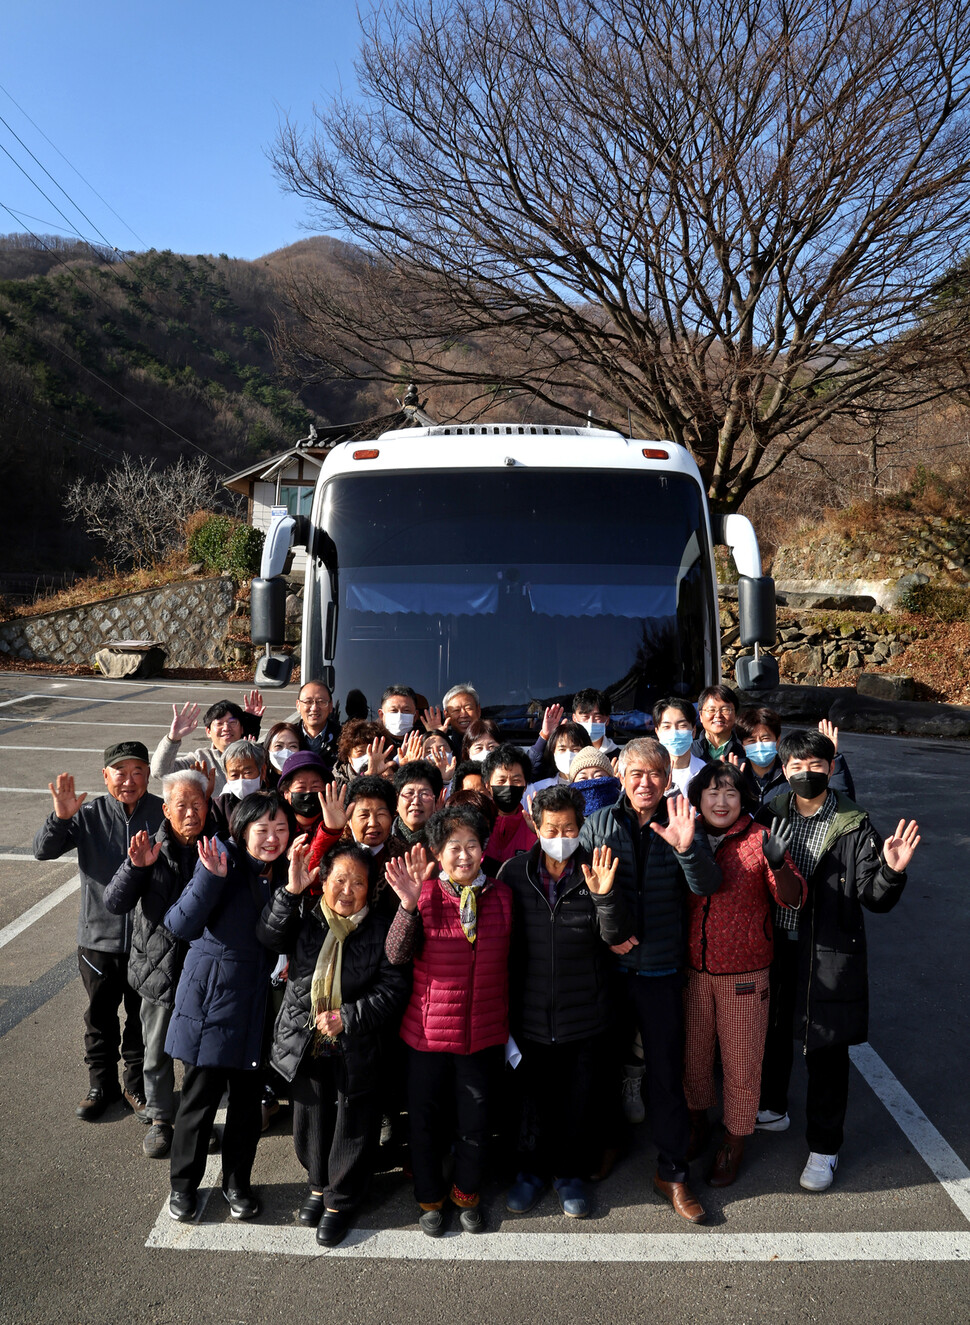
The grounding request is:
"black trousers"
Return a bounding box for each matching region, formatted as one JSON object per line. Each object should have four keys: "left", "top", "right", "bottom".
{"left": 77, "top": 946, "right": 143, "bottom": 1094}
{"left": 292, "top": 1052, "right": 381, "bottom": 1211}
{"left": 518, "top": 1035, "right": 605, "bottom": 1181}
{"left": 622, "top": 971, "right": 691, "bottom": 1183}
{"left": 759, "top": 935, "right": 800, "bottom": 1115}
{"left": 170, "top": 1063, "right": 262, "bottom": 1194}
{"left": 760, "top": 937, "right": 852, "bottom": 1152}
{"left": 407, "top": 1045, "right": 501, "bottom": 1205}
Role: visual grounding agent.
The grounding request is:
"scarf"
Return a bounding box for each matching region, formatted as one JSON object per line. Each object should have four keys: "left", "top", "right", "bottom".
{"left": 309, "top": 900, "right": 369, "bottom": 1043}
{"left": 393, "top": 816, "right": 425, "bottom": 847}
{"left": 441, "top": 868, "right": 487, "bottom": 944}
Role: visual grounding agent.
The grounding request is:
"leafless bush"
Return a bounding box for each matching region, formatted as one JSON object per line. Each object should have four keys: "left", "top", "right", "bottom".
{"left": 64, "top": 454, "right": 229, "bottom": 570}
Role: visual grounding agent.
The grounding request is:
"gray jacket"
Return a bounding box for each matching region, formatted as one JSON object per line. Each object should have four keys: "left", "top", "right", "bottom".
{"left": 150, "top": 736, "right": 226, "bottom": 795}
{"left": 33, "top": 792, "right": 165, "bottom": 953}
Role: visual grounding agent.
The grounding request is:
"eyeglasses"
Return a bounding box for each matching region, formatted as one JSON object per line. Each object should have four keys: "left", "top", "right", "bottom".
{"left": 299, "top": 699, "right": 330, "bottom": 709}
{"left": 400, "top": 788, "right": 434, "bottom": 802}
{"left": 701, "top": 706, "right": 734, "bottom": 717}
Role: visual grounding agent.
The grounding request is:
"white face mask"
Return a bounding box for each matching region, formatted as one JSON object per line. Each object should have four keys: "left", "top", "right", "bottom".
{"left": 554, "top": 750, "right": 578, "bottom": 776}
{"left": 383, "top": 711, "right": 415, "bottom": 737}
{"left": 224, "top": 776, "right": 261, "bottom": 800}
{"left": 269, "top": 748, "right": 296, "bottom": 773}
{"left": 581, "top": 720, "right": 607, "bottom": 743}
{"left": 350, "top": 753, "right": 370, "bottom": 773}
{"left": 539, "top": 835, "right": 582, "bottom": 862}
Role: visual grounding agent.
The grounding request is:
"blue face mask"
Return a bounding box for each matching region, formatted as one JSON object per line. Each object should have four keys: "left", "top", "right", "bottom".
{"left": 745, "top": 740, "right": 777, "bottom": 767}
{"left": 580, "top": 720, "right": 607, "bottom": 743}
{"left": 573, "top": 776, "right": 622, "bottom": 816}
{"left": 659, "top": 729, "right": 693, "bottom": 758}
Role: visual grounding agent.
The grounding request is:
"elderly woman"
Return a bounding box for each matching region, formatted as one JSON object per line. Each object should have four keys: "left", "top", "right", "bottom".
{"left": 385, "top": 804, "right": 513, "bottom": 1236}
{"left": 332, "top": 720, "right": 394, "bottom": 785}
{"left": 257, "top": 839, "right": 410, "bottom": 1246}
{"left": 567, "top": 747, "right": 622, "bottom": 817}
{"left": 683, "top": 762, "right": 805, "bottom": 1186}
{"left": 306, "top": 775, "right": 406, "bottom": 914}
{"left": 209, "top": 739, "right": 267, "bottom": 837}
{"left": 164, "top": 790, "right": 294, "bottom": 1224}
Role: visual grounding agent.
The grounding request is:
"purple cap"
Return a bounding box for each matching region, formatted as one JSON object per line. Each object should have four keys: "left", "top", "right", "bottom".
{"left": 277, "top": 749, "right": 329, "bottom": 788}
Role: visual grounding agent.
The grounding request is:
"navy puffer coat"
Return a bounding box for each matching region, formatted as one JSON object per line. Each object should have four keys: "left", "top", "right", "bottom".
{"left": 164, "top": 840, "right": 283, "bottom": 1070}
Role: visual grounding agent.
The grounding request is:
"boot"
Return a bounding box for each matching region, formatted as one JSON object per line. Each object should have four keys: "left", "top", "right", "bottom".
{"left": 707, "top": 1131, "right": 746, "bottom": 1187}
{"left": 686, "top": 1108, "right": 710, "bottom": 1162}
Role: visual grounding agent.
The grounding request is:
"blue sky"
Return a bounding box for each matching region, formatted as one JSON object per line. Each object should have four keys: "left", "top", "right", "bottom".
{"left": 1, "top": 2, "right": 368, "bottom": 259}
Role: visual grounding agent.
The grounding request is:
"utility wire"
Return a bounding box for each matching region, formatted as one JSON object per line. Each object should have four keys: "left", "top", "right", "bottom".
{"left": 0, "top": 81, "right": 149, "bottom": 248}
{"left": 0, "top": 111, "right": 142, "bottom": 280}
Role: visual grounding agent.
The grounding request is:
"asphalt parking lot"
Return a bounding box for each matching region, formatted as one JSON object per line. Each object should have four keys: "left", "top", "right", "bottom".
{"left": 0, "top": 672, "right": 968, "bottom": 1324}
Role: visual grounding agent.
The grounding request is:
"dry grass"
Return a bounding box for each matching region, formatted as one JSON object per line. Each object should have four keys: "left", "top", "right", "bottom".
{"left": 1, "top": 552, "right": 203, "bottom": 621}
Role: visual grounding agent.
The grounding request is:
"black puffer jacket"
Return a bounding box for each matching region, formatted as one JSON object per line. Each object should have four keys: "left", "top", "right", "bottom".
{"left": 764, "top": 791, "right": 906, "bottom": 1051}
{"left": 103, "top": 821, "right": 196, "bottom": 1006}
{"left": 499, "top": 843, "right": 622, "bottom": 1044}
{"left": 257, "top": 888, "right": 410, "bottom": 1091}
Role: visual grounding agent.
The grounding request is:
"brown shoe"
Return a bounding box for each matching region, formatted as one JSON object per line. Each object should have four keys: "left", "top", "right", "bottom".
{"left": 707, "top": 1132, "right": 746, "bottom": 1187}
{"left": 653, "top": 1173, "right": 706, "bottom": 1224}
{"left": 686, "top": 1108, "right": 710, "bottom": 1162}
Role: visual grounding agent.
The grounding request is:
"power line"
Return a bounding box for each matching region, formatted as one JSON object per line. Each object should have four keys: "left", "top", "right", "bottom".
{"left": 0, "top": 81, "right": 148, "bottom": 248}
{"left": 0, "top": 111, "right": 142, "bottom": 281}
{"left": 1, "top": 206, "right": 118, "bottom": 256}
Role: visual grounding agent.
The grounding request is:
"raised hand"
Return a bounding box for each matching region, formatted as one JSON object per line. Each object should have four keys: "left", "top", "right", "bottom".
{"left": 422, "top": 705, "right": 447, "bottom": 732}
{"left": 49, "top": 772, "right": 86, "bottom": 820}
{"left": 189, "top": 759, "right": 217, "bottom": 800}
{"left": 581, "top": 844, "right": 618, "bottom": 895}
{"left": 428, "top": 745, "right": 456, "bottom": 784}
{"left": 726, "top": 751, "right": 748, "bottom": 774}
{"left": 818, "top": 719, "right": 840, "bottom": 753}
{"left": 286, "top": 833, "right": 317, "bottom": 894}
{"left": 365, "top": 736, "right": 393, "bottom": 777}
{"left": 762, "top": 816, "right": 793, "bottom": 870}
{"left": 168, "top": 702, "right": 200, "bottom": 742}
{"left": 385, "top": 853, "right": 424, "bottom": 912}
{"left": 319, "top": 781, "right": 349, "bottom": 833}
{"left": 197, "top": 835, "right": 228, "bottom": 877}
{"left": 651, "top": 793, "right": 696, "bottom": 854}
{"left": 399, "top": 730, "right": 425, "bottom": 763}
{"left": 128, "top": 829, "right": 161, "bottom": 869}
{"left": 883, "top": 819, "right": 921, "bottom": 872}
{"left": 540, "top": 703, "right": 565, "bottom": 740}
{"left": 242, "top": 688, "right": 265, "bottom": 718}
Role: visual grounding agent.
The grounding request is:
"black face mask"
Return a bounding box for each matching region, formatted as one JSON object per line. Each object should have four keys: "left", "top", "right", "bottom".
{"left": 491, "top": 784, "right": 525, "bottom": 813}
{"left": 289, "top": 791, "right": 321, "bottom": 818}
{"left": 788, "top": 771, "right": 829, "bottom": 800}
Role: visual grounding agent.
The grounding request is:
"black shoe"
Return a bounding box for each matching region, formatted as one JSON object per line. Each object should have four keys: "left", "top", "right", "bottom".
{"left": 76, "top": 1085, "right": 120, "bottom": 1121}
{"left": 299, "top": 1192, "right": 327, "bottom": 1227}
{"left": 458, "top": 1205, "right": 484, "bottom": 1233}
{"left": 418, "top": 1206, "right": 447, "bottom": 1237}
{"left": 169, "top": 1190, "right": 197, "bottom": 1222}
{"left": 123, "top": 1088, "right": 150, "bottom": 1123}
{"left": 316, "top": 1209, "right": 351, "bottom": 1247}
{"left": 222, "top": 1186, "right": 260, "bottom": 1220}
{"left": 143, "top": 1122, "right": 173, "bottom": 1158}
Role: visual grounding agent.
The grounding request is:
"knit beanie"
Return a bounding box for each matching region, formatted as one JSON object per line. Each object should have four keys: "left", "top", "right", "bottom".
{"left": 568, "top": 747, "right": 615, "bottom": 781}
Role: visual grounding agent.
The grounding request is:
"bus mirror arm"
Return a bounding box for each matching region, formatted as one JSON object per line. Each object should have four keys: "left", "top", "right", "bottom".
{"left": 713, "top": 513, "right": 779, "bottom": 690}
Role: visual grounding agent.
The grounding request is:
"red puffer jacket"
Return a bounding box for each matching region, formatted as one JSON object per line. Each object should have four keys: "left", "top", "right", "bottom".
{"left": 400, "top": 878, "right": 513, "bottom": 1054}
{"left": 686, "top": 815, "right": 806, "bottom": 975}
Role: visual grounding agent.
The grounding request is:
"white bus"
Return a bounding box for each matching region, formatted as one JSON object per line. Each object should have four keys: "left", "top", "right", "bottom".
{"left": 250, "top": 423, "right": 777, "bottom": 734}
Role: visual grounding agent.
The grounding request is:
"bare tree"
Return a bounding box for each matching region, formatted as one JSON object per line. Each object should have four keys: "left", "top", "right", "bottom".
{"left": 65, "top": 454, "right": 227, "bottom": 569}
{"left": 272, "top": 0, "right": 970, "bottom": 507}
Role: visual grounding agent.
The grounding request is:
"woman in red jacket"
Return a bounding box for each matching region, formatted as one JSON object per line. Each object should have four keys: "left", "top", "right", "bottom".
{"left": 385, "top": 804, "right": 512, "bottom": 1236}
{"left": 683, "top": 763, "right": 806, "bottom": 1187}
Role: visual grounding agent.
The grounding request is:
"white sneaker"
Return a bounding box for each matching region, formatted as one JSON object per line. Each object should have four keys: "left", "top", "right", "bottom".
{"left": 799, "top": 1151, "right": 839, "bottom": 1191}
{"left": 755, "top": 1108, "right": 790, "bottom": 1132}
{"left": 621, "top": 1069, "right": 645, "bottom": 1125}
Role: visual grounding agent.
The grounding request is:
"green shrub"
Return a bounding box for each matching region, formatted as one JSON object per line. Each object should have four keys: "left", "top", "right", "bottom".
{"left": 187, "top": 513, "right": 263, "bottom": 578}
{"left": 898, "top": 583, "right": 970, "bottom": 622}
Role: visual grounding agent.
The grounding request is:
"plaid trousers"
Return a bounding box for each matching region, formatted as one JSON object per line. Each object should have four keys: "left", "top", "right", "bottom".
{"left": 683, "top": 967, "right": 770, "bottom": 1137}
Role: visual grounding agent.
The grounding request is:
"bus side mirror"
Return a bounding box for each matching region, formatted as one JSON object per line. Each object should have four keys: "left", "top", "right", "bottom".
{"left": 251, "top": 577, "right": 286, "bottom": 645}
{"left": 737, "top": 575, "right": 776, "bottom": 646}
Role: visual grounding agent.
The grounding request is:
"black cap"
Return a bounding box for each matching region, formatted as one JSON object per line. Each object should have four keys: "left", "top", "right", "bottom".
{"left": 103, "top": 740, "right": 151, "bottom": 768}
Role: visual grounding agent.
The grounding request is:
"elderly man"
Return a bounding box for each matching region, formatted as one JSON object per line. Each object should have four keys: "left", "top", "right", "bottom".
{"left": 34, "top": 741, "right": 165, "bottom": 1119}
{"left": 104, "top": 769, "right": 210, "bottom": 1157}
{"left": 294, "top": 679, "right": 340, "bottom": 762}
{"left": 579, "top": 736, "right": 721, "bottom": 1225}
{"left": 150, "top": 692, "right": 264, "bottom": 795}
{"left": 440, "top": 684, "right": 482, "bottom": 757}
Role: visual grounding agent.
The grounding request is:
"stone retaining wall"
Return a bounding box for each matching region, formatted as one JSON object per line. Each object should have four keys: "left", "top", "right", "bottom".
{"left": 0, "top": 577, "right": 237, "bottom": 669}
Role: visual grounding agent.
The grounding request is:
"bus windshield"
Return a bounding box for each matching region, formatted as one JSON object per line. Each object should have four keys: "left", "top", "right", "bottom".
{"left": 316, "top": 468, "right": 716, "bottom": 732}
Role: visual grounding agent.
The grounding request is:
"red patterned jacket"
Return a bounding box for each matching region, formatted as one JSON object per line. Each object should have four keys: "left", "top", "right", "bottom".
{"left": 686, "top": 815, "right": 806, "bottom": 975}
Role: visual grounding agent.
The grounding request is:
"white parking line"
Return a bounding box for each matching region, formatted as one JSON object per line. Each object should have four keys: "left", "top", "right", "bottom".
{"left": 0, "top": 746, "right": 104, "bottom": 753}
{"left": 0, "top": 692, "right": 296, "bottom": 710}
{"left": 0, "top": 719, "right": 169, "bottom": 729}
{"left": 0, "top": 695, "right": 35, "bottom": 708}
{"left": 0, "top": 875, "right": 79, "bottom": 949}
{"left": 0, "top": 853, "right": 75, "bottom": 862}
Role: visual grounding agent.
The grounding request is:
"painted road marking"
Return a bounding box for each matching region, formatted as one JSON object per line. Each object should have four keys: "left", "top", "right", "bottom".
{"left": 145, "top": 1226, "right": 970, "bottom": 1261}
{"left": 0, "top": 875, "right": 79, "bottom": 949}
{"left": 0, "top": 691, "right": 296, "bottom": 710}
{"left": 0, "top": 745, "right": 105, "bottom": 753}
{"left": 0, "top": 696, "right": 35, "bottom": 708}
{"left": 0, "top": 852, "right": 75, "bottom": 862}
{"left": 144, "top": 1042, "right": 970, "bottom": 1262}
